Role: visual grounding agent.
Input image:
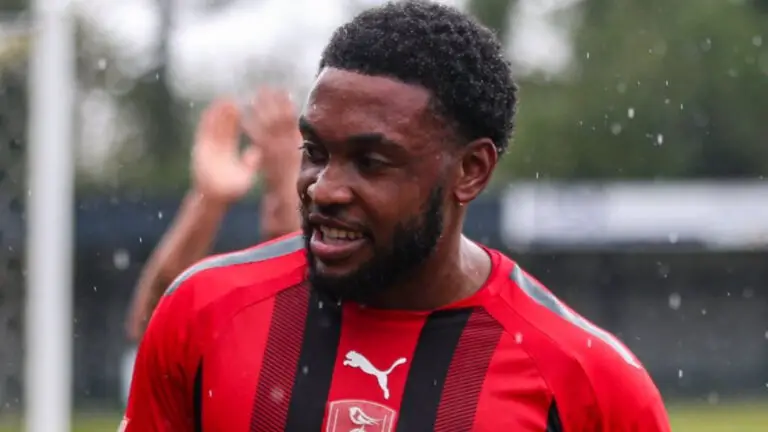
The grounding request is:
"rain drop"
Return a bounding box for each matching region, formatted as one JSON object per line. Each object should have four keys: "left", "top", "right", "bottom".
{"left": 656, "top": 134, "right": 664, "bottom": 145}
{"left": 668, "top": 293, "right": 682, "bottom": 310}
{"left": 753, "top": 35, "right": 763, "bottom": 47}
{"left": 270, "top": 387, "right": 285, "bottom": 402}
{"left": 97, "top": 58, "right": 108, "bottom": 70}
{"left": 113, "top": 249, "right": 130, "bottom": 270}
{"left": 678, "top": 369, "right": 684, "bottom": 379}
{"left": 514, "top": 332, "right": 523, "bottom": 344}
{"left": 610, "top": 123, "right": 623, "bottom": 135}
{"left": 627, "top": 107, "right": 635, "bottom": 119}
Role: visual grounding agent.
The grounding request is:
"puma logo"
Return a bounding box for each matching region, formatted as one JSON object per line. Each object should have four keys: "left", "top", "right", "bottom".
{"left": 343, "top": 351, "right": 407, "bottom": 400}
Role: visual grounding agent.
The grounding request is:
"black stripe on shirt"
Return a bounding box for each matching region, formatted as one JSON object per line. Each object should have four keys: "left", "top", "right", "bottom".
{"left": 283, "top": 289, "right": 343, "bottom": 431}
{"left": 250, "top": 284, "right": 311, "bottom": 431}
{"left": 193, "top": 360, "right": 203, "bottom": 432}
{"left": 434, "top": 309, "right": 503, "bottom": 430}
{"left": 396, "top": 308, "right": 473, "bottom": 431}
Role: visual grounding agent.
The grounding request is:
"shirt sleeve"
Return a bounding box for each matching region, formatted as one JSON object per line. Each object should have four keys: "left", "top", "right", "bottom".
{"left": 594, "top": 365, "right": 672, "bottom": 432}
{"left": 122, "top": 282, "right": 198, "bottom": 431}
{"left": 627, "top": 398, "right": 672, "bottom": 432}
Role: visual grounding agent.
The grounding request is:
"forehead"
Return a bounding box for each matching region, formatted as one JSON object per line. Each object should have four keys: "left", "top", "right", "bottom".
{"left": 303, "top": 68, "right": 439, "bottom": 148}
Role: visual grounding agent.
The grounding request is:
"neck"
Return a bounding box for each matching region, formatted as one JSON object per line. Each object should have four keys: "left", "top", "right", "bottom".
{"left": 366, "top": 231, "right": 492, "bottom": 311}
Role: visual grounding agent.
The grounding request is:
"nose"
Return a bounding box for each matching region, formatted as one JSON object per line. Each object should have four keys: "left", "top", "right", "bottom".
{"left": 307, "top": 164, "right": 354, "bottom": 207}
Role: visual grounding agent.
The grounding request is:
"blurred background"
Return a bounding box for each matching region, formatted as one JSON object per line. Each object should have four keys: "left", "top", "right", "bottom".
{"left": 1, "top": 0, "right": 767, "bottom": 430}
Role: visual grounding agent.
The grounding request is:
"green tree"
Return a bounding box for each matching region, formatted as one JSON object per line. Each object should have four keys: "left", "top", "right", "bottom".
{"left": 467, "top": 0, "right": 516, "bottom": 41}
{"left": 487, "top": 0, "right": 768, "bottom": 180}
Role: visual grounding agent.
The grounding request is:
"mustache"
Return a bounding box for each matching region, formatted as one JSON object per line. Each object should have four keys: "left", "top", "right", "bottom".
{"left": 300, "top": 204, "right": 370, "bottom": 235}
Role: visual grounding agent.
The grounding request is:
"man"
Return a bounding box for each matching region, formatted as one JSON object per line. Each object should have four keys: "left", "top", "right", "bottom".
{"left": 124, "top": 1, "right": 671, "bottom": 431}
{"left": 124, "top": 89, "right": 301, "bottom": 342}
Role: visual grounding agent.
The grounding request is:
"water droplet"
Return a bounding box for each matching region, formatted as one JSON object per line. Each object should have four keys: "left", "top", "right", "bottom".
{"left": 208, "top": 390, "right": 213, "bottom": 398}
{"left": 701, "top": 309, "right": 707, "bottom": 316}
{"left": 585, "top": 52, "right": 590, "bottom": 59}
{"left": 302, "top": 365, "right": 309, "bottom": 375}
{"left": 157, "top": 211, "right": 164, "bottom": 220}
{"left": 627, "top": 107, "right": 635, "bottom": 119}
{"left": 763, "top": 330, "right": 768, "bottom": 340}
{"left": 668, "top": 293, "right": 682, "bottom": 310}
{"left": 678, "top": 369, "right": 684, "bottom": 379}
{"left": 753, "top": 35, "right": 763, "bottom": 47}
{"left": 97, "top": 58, "right": 108, "bottom": 70}
{"left": 668, "top": 233, "right": 679, "bottom": 244}
{"left": 113, "top": 249, "right": 130, "bottom": 270}
{"left": 318, "top": 301, "right": 324, "bottom": 309}
{"left": 587, "top": 339, "right": 593, "bottom": 348}
{"left": 656, "top": 134, "right": 664, "bottom": 145}
{"left": 270, "top": 387, "right": 285, "bottom": 402}
{"left": 514, "top": 332, "right": 523, "bottom": 344}
{"left": 610, "top": 123, "right": 622, "bottom": 135}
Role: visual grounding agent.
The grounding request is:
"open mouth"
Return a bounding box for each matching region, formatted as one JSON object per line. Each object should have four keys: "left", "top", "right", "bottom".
{"left": 310, "top": 225, "right": 368, "bottom": 262}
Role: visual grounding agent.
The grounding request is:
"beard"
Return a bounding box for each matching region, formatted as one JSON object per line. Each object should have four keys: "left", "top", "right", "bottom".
{"left": 302, "top": 185, "right": 444, "bottom": 305}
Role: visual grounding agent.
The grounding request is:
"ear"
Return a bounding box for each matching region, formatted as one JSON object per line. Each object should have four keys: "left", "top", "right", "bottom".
{"left": 452, "top": 138, "right": 498, "bottom": 204}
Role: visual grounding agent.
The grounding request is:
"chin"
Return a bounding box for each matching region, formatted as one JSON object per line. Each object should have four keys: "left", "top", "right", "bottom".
{"left": 307, "top": 258, "right": 384, "bottom": 304}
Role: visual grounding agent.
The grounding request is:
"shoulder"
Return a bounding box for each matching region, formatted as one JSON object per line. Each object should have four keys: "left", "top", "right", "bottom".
{"left": 484, "top": 251, "right": 669, "bottom": 430}
{"left": 140, "top": 232, "right": 307, "bottom": 371}
{"left": 164, "top": 231, "right": 306, "bottom": 307}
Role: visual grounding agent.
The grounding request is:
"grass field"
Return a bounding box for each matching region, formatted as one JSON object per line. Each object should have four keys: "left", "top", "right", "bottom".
{"left": 0, "top": 402, "right": 765, "bottom": 431}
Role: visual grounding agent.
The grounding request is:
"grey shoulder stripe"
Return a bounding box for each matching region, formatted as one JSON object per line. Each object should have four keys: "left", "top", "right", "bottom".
{"left": 164, "top": 234, "right": 304, "bottom": 296}
{"left": 510, "top": 264, "right": 641, "bottom": 368}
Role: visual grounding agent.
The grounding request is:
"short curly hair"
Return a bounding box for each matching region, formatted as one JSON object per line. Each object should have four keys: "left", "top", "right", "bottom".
{"left": 319, "top": 0, "right": 518, "bottom": 155}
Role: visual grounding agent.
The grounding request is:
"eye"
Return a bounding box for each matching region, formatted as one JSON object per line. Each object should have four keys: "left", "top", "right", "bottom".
{"left": 300, "top": 141, "right": 327, "bottom": 164}
{"left": 356, "top": 154, "right": 389, "bottom": 171}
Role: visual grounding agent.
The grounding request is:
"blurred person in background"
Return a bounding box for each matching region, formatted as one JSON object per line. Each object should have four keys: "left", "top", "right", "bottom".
{"left": 124, "top": 89, "right": 302, "bottom": 342}
{"left": 123, "top": 1, "right": 670, "bottom": 431}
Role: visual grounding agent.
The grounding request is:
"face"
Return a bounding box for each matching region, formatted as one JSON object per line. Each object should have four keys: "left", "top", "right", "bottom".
{"left": 297, "top": 68, "right": 455, "bottom": 303}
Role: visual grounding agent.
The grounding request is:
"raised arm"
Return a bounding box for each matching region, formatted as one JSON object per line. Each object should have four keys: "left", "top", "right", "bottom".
{"left": 125, "top": 91, "right": 301, "bottom": 341}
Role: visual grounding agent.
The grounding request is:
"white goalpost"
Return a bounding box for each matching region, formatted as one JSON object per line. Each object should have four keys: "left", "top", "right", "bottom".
{"left": 24, "top": 0, "right": 76, "bottom": 430}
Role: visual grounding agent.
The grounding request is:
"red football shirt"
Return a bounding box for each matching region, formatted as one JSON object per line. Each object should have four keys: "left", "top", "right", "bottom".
{"left": 124, "top": 232, "right": 670, "bottom": 431}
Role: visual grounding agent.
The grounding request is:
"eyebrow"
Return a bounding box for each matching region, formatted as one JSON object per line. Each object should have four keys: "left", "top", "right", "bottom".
{"left": 298, "top": 116, "right": 402, "bottom": 150}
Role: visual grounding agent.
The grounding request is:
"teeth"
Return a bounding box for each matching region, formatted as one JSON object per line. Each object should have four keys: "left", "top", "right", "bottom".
{"left": 320, "top": 226, "right": 363, "bottom": 240}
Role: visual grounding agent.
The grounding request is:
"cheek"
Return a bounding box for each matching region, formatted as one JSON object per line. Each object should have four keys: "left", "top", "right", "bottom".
{"left": 359, "top": 179, "right": 426, "bottom": 230}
